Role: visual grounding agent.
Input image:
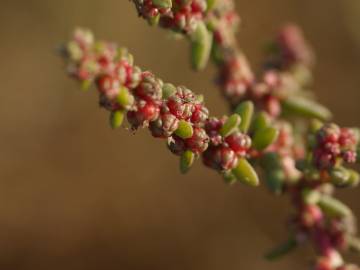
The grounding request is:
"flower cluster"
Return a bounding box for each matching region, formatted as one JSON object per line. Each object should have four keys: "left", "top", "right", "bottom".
{"left": 288, "top": 181, "right": 360, "bottom": 270}
{"left": 61, "top": 29, "right": 267, "bottom": 183}
{"left": 312, "top": 124, "right": 359, "bottom": 170}
{"left": 133, "top": 0, "right": 208, "bottom": 33}
{"left": 60, "top": 1, "right": 360, "bottom": 269}
{"left": 203, "top": 116, "right": 251, "bottom": 171}
{"left": 62, "top": 28, "right": 211, "bottom": 158}
{"left": 241, "top": 24, "right": 316, "bottom": 118}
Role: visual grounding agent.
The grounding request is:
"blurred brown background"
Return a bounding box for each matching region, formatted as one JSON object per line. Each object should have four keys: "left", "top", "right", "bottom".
{"left": 0, "top": 0, "right": 360, "bottom": 269}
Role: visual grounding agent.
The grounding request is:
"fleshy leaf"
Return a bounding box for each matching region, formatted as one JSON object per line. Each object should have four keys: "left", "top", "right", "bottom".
{"left": 152, "top": 0, "right": 172, "bottom": 9}
{"left": 81, "top": 79, "right": 92, "bottom": 91}
{"left": 222, "top": 171, "right": 237, "bottom": 185}
{"left": 220, "top": 114, "right": 241, "bottom": 137}
{"left": 282, "top": 96, "right": 332, "bottom": 121}
{"left": 162, "top": 83, "right": 176, "bottom": 99}
{"left": 232, "top": 158, "right": 260, "bottom": 187}
{"left": 234, "top": 101, "right": 254, "bottom": 133}
{"left": 260, "top": 153, "right": 284, "bottom": 194}
{"left": 251, "top": 112, "right": 270, "bottom": 133}
{"left": 180, "top": 150, "right": 195, "bottom": 174}
{"left": 318, "top": 195, "right": 352, "bottom": 218}
{"left": 330, "top": 166, "right": 351, "bottom": 186}
{"left": 175, "top": 120, "right": 194, "bottom": 139}
{"left": 302, "top": 189, "right": 321, "bottom": 205}
{"left": 117, "top": 86, "right": 134, "bottom": 108}
{"left": 252, "top": 127, "right": 279, "bottom": 151}
{"left": 110, "top": 110, "right": 125, "bottom": 129}
{"left": 191, "top": 21, "right": 213, "bottom": 70}
{"left": 348, "top": 169, "right": 360, "bottom": 187}
{"left": 206, "top": 0, "right": 216, "bottom": 11}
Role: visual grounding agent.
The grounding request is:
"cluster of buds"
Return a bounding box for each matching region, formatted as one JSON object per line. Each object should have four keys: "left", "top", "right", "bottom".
{"left": 312, "top": 123, "right": 359, "bottom": 170}
{"left": 61, "top": 29, "right": 273, "bottom": 186}
{"left": 133, "top": 0, "right": 208, "bottom": 33}
{"left": 132, "top": 0, "right": 172, "bottom": 26}
{"left": 283, "top": 181, "right": 360, "bottom": 270}
{"left": 62, "top": 28, "right": 213, "bottom": 168}
{"left": 61, "top": 1, "right": 360, "bottom": 269}
{"left": 217, "top": 23, "right": 329, "bottom": 122}
{"left": 275, "top": 24, "right": 315, "bottom": 69}
{"left": 203, "top": 116, "right": 251, "bottom": 171}
{"left": 243, "top": 24, "right": 322, "bottom": 119}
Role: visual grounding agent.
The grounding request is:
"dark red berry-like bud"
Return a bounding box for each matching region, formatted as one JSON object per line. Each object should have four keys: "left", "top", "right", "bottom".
{"left": 149, "top": 113, "right": 179, "bottom": 138}
{"left": 168, "top": 135, "right": 187, "bottom": 155}
{"left": 225, "top": 133, "right": 251, "bottom": 156}
{"left": 191, "top": 104, "right": 209, "bottom": 125}
{"left": 133, "top": 72, "right": 163, "bottom": 102}
{"left": 97, "top": 75, "right": 116, "bottom": 94}
{"left": 167, "top": 86, "right": 197, "bottom": 119}
{"left": 127, "top": 101, "right": 160, "bottom": 128}
{"left": 185, "top": 127, "right": 209, "bottom": 154}
{"left": 203, "top": 146, "right": 238, "bottom": 171}
{"left": 313, "top": 124, "right": 359, "bottom": 169}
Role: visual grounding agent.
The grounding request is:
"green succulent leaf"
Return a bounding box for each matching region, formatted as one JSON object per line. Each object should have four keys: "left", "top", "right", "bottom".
{"left": 222, "top": 171, "right": 237, "bottom": 185}
{"left": 348, "top": 169, "right": 360, "bottom": 187}
{"left": 251, "top": 112, "right": 270, "bottom": 133}
{"left": 191, "top": 21, "right": 213, "bottom": 70}
{"left": 180, "top": 150, "right": 195, "bottom": 174}
{"left": 265, "top": 170, "right": 285, "bottom": 195}
{"left": 206, "top": 0, "right": 217, "bottom": 11}
{"left": 318, "top": 195, "right": 352, "bottom": 218}
{"left": 152, "top": 0, "right": 172, "bottom": 9}
{"left": 117, "top": 86, "right": 134, "bottom": 108}
{"left": 232, "top": 158, "right": 260, "bottom": 187}
{"left": 234, "top": 101, "right": 254, "bottom": 133}
{"left": 252, "top": 127, "right": 279, "bottom": 151}
{"left": 330, "top": 166, "right": 351, "bottom": 186}
{"left": 302, "top": 189, "right": 321, "bottom": 205}
{"left": 260, "top": 153, "right": 284, "bottom": 194}
{"left": 81, "top": 79, "right": 92, "bottom": 91}
{"left": 220, "top": 114, "right": 241, "bottom": 137}
{"left": 149, "top": 14, "right": 161, "bottom": 26}
{"left": 110, "top": 110, "right": 125, "bottom": 129}
{"left": 175, "top": 120, "right": 194, "bottom": 139}
{"left": 162, "top": 83, "right": 177, "bottom": 99}
{"left": 282, "top": 96, "right": 332, "bottom": 121}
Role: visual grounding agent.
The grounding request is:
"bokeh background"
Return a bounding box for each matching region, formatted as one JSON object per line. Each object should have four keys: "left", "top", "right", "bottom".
{"left": 1, "top": 0, "right": 360, "bottom": 269}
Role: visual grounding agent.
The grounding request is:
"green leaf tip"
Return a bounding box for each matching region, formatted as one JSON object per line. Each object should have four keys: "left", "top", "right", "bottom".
{"left": 330, "top": 166, "right": 351, "bottom": 186}
{"left": 252, "top": 127, "right": 279, "bottom": 151}
{"left": 234, "top": 101, "right": 254, "bottom": 133}
{"left": 162, "top": 83, "right": 176, "bottom": 99}
{"left": 251, "top": 111, "right": 270, "bottom": 133}
{"left": 191, "top": 21, "right": 213, "bottom": 70}
{"left": 175, "top": 120, "right": 194, "bottom": 139}
{"left": 117, "top": 86, "right": 134, "bottom": 108}
{"left": 318, "top": 195, "right": 352, "bottom": 218}
{"left": 180, "top": 150, "right": 195, "bottom": 174}
{"left": 282, "top": 96, "right": 332, "bottom": 121}
{"left": 110, "top": 110, "right": 125, "bottom": 129}
{"left": 220, "top": 114, "right": 241, "bottom": 137}
{"left": 152, "top": 0, "right": 172, "bottom": 9}
{"left": 232, "top": 158, "right": 260, "bottom": 187}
